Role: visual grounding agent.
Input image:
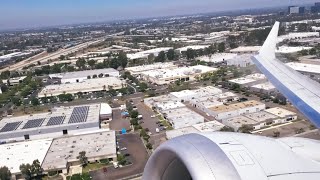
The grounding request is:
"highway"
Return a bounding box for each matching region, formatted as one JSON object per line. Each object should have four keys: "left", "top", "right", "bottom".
{"left": 0, "top": 38, "right": 105, "bottom": 72}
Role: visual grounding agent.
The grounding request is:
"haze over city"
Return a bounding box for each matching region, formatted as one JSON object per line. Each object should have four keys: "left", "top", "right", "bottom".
{"left": 0, "top": 0, "right": 319, "bottom": 30}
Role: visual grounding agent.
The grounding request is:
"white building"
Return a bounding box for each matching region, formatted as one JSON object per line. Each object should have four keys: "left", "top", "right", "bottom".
{"left": 127, "top": 47, "right": 173, "bottom": 60}
{"left": 163, "top": 108, "right": 204, "bottom": 129}
{"left": 0, "top": 138, "right": 53, "bottom": 176}
{"left": 209, "top": 100, "right": 265, "bottom": 120}
{"left": 100, "top": 103, "right": 112, "bottom": 121}
{"left": 38, "top": 77, "right": 126, "bottom": 98}
{"left": 286, "top": 62, "right": 320, "bottom": 80}
{"left": 197, "top": 53, "right": 237, "bottom": 63}
{"left": 42, "top": 130, "right": 116, "bottom": 174}
{"left": 250, "top": 82, "right": 277, "bottom": 94}
{"left": 49, "top": 68, "right": 120, "bottom": 84}
{"left": 2, "top": 76, "right": 27, "bottom": 86}
{"left": 126, "top": 62, "right": 176, "bottom": 75}
{"left": 0, "top": 104, "right": 101, "bottom": 141}
{"left": 176, "top": 45, "right": 210, "bottom": 53}
{"left": 226, "top": 54, "right": 254, "bottom": 67}
{"left": 228, "top": 73, "right": 267, "bottom": 87}
{"left": 265, "top": 107, "right": 297, "bottom": 123}
{"left": 141, "top": 65, "right": 218, "bottom": 85}
{"left": 278, "top": 32, "right": 319, "bottom": 43}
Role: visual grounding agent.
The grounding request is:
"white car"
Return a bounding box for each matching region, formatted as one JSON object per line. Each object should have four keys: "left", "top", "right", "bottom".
{"left": 151, "top": 115, "right": 156, "bottom": 118}
{"left": 120, "top": 147, "right": 127, "bottom": 151}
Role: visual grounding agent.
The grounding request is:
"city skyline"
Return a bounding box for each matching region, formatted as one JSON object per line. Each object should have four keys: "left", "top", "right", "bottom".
{"left": 0, "top": 0, "right": 319, "bottom": 30}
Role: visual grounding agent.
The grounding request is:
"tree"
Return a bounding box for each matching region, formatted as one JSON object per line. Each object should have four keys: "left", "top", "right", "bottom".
{"left": 12, "top": 97, "right": 22, "bottom": 106}
{"left": 146, "top": 143, "right": 153, "bottom": 150}
{"left": 118, "top": 51, "right": 128, "bottom": 68}
{"left": 59, "top": 55, "right": 65, "bottom": 60}
{"left": 20, "top": 163, "right": 32, "bottom": 180}
{"left": 218, "top": 42, "right": 225, "bottom": 52}
{"left": 147, "top": 54, "right": 155, "bottom": 64}
{"left": 138, "top": 82, "right": 148, "bottom": 92}
{"left": 0, "top": 71, "right": 10, "bottom": 80}
{"left": 155, "top": 51, "right": 166, "bottom": 62}
{"left": 117, "top": 154, "right": 127, "bottom": 165}
{"left": 273, "top": 131, "right": 280, "bottom": 137}
{"left": 31, "top": 97, "right": 40, "bottom": 106}
{"left": 0, "top": 166, "right": 11, "bottom": 180}
{"left": 167, "top": 49, "right": 175, "bottom": 61}
{"left": 76, "top": 58, "right": 86, "bottom": 69}
{"left": 77, "top": 151, "right": 88, "bottom": 167}
{"left": 140, "top": 129, "right": 147, "bottom": 137}
{"left": 31, "top": 160, "right": 43, "bottom": 177}
{"left": 130, "top": 110, "right": 139, "bottom": 119}
{"left": 220, "top": 126, "right": 235, "bottom": 132}
{"left": 186, "top": 48, "right": 195, "bottom": 60}
{"left": 98, "top": 73, "right": 104, "bottom": 78}
{"left": 238, "top": 125, "right": 254, "bottom": 134}
{"left": 87, "top": 60, "right": 96, "bottom": 69}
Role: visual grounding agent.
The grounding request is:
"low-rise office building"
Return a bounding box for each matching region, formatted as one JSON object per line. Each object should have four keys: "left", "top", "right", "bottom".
{"left": 286, "top": 62, "right": 320, "bottom": 80}
{"left": 265, "top": 107, "right": 297, "bottom": 123}
{"left": 0, "top": 104, "right": 102, "bottom": 141}
{"left": 228, "top": 73, "right": 267, "bottom": 88}
{"left": 42, "top": 130, "right": 116, "bottom": 174}
{"left": 250, "top": 82, "right": 277, "bottom": 94}
{"left": 49, "top": 68, "right": 120, "bottom": 84}
{"left": 126, "top": 62, "right": 176, "bottom": 75}
{"left": 141, "top": 65, "right": 218, "bottom": 85}
{"left": 163, "top": 107, "right": 204, "bottom": 129}
{"left": 38, "top": 77, "right": 126, "bottom": 98}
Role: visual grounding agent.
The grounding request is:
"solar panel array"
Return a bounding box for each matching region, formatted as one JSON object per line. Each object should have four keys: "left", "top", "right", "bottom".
{"left": 22, "top": 118, "right": 45, "bottom": 129}
{"left": 0, "top": 121, "right": 22, "bottom": 132}
{"left": 68, "top": 106, "right": 90, "bottom": 124}
{"left": 46, "top": 116, "right": 66, "bottom": 126}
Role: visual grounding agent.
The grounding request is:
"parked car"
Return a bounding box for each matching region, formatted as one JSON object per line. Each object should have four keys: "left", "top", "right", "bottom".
{"left": 120, "top": 147, "right": 127, "bottom": 151}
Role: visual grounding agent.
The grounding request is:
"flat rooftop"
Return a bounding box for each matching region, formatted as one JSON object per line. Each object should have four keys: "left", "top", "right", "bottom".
{"left": 177, "top": 45, "right": 210, "bottom": 52}
{"left": 166, "top": 126, "right": 199, "bottom": 140}
{"left": 286, "top": 62, "right": 320, "bottom": 74}
{"left": 141, "top": 65, "right": 218, "bottom": 79}
{"left": 126, "top": 62, "right": 176, "bottom": 74}
{"left": 229, "top": 73, "right": 266, "bottom": 85}
{"left": 39, "top": 77, "right": 125, "bottom": 97}
{"left": 251, "top": 82, "right": 276, "bottom": 90}
{"left": 155, "top": 101, "right": 186, "bottom": 111}
{"left": 192, "top": 121, "right": 225, "bottom": 132}
{"left": 265, "top": 107, "right": 297, "bottom": 118}
{"left": 0, "top": 104, "right": 100, "bottom": 135}
{"left": 224, "top": 115, "right": 258, "bottom": 129}
{"left": 42, "top": 130, "right": 116, "bottom": 170}
{"left": 244, "top": 111, "right": 279, "bottom": 122}
{"left": 49, "top": 68, "right": 119, "bottom": 79}
{"left": 163, "top": 107, "right": 204, "bottom": 129}
{"left": 0, "top": 138, "right": 53, "bottom": 174}
{"left": 230, "top": 46, "right": 261, "bottom": 53}
{"left": 229, "top": 100, "right": 264, "bottom": 109}
{"left": 170, "top": 90, "right": 197, "bottom": 99}
{"left": 197, "top": 53, "right": 237, "bottom": 63}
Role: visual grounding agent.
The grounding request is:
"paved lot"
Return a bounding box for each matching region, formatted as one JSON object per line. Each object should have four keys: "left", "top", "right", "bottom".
{"left": 149, "top": 132, "right": 167, "bottom": 149}
{"left": 255, "top": 120, "right": 313, "bottom": 138}
{"left": 296, "top": 129, "right": 320, "bottom": 140}
{"left": 109, "top": 109, "right": 131, "bottom": 131}
{"left": 133, "top": 99, "right": 159, "bottom": 134}
{"left": 90, "top": 133, "right": 148, "bottom": 180}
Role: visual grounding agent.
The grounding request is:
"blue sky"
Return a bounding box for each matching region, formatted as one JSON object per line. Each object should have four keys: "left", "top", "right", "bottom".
{"left": 0, "top": 0, "right": 318, "bottom": 30}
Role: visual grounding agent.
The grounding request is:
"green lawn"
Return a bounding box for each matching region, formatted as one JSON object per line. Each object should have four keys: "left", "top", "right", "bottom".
{"left": 82, "top": 163, "right": 106, "bottom": 173}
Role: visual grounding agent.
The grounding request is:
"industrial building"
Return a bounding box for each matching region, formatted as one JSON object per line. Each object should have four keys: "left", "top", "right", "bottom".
{"left": 49, "top": 68, "right": 120, "bottom": 84}
{"left": 222, "top": 111, "right": 279, "bottom": 131}
{"left": 38, "top": 77, "right": 126, "bottom": 98}
{"left": 230, "top": 45, "right": 313, "bottom": 54}
{"left": 176, "top": 45, "right": 210, "bottom": 53}
{"left": 196, "top": 53, "right": 237, "bottom": 63}
{"left": 286, "top": 62, "right": 320, "bottom": 80}
{"left": 0, "top": 138, "right": 53, "bottom": 177}
{"left": 125, "top": 62, "right": 176, "bottom": 75}
{"left": 166, "top": 121, "right": 225, "bottom": 139}
{"left": 228, "top": 73, "right": 267, "bottom": 88}
{"left": 163, "top": 107, "right": 204, "bottom": 129}
{"left": 2, "top": 76, "right": 27, "bottom": 86}
{"left": 265, "top": 107, "right": 297, "bottom": 123}
{"left": 127, "top": 47, "right": 173, "bottom": 60}
{"left": 208, "top": 100, "right": 265, "bottom": 120}
{"left": 226, "top": 54, "right": 254, "bottom": 67}
{"left": 42, "top": 130, "right": 116, "bottom": 174}
{"left": 250, "top": 82, "right": 277, "bottom": 95}
{"left": 169, "top": 86, "right": 223, "bottom": 102}
{"left": 0, "top": 104, "right": 103, "bottom": 141}
{"left": 140, "top": 65, "right": 218, "bottom": 85}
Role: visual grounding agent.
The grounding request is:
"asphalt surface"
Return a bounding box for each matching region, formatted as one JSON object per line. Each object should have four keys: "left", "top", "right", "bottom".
{"left": 109, "top": 109, "right": 131, "bottom": 131}
{"left": 90, "top": 133, "right": 148, "bottom": 180}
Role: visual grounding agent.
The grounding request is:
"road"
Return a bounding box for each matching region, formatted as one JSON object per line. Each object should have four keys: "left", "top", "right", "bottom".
{"left": 1, "top": 38, "right": 105, "bottom": 72}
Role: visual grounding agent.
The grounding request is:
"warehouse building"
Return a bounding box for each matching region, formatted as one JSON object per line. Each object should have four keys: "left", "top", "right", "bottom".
{"left": 209, "top": 100, "right": 265, "bottom": 120}
{"left": 38, "top": 77, "right": 126, "bottom": 98}
{"left": 49, "top": 68, "right": 120, "bottom": 84}
{"left": 166, "top": 121, "right": 225, "bottom": 139}
{"left": 265, "top": 107, "right": 297, "bottom": 123}
{"left": 42, "top": 130, "right": 116, "bottom": 174}
{"left": 228, "top": 73, "right": 267, "bottom": 88}
{"left": 126, "top": 62, "right": 176, "bottom": 75}
{"left": 196, "top": 53, "right": 237, "bottom": 63}
{"left": 226, "top": 54, "right": 254, "bottom": 67}
{"left": 127, "top": 47, "right": 173, "bottom": 60}
{"left": 163, "top": 107, "right": 204, "bottom": 129}
{"left": 0, "top": 138, "right": 53, "bottom": 178}
{"left": 250, "top": 82, "right": 277, "bottom": 95}
{"left": 141, "top": 65, "right": 218, "bottom": 85}
{"left": 0, "top": 104, "right": 102, "bottom": 141}
{"left": 286, "top": 62, "right": 320, "bottom": 80}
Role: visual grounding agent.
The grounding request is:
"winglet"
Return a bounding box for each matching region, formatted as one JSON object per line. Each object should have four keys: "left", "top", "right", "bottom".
{"left": 259, "top": 21, "right": 280, "bottom": 59}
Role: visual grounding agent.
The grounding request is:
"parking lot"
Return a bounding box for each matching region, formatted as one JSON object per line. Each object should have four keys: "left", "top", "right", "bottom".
{"left": 109, "top": 109, "right": 131, "bottom": 131}
{"left": 90, "top": 133, "right": 149, "bottom": 180}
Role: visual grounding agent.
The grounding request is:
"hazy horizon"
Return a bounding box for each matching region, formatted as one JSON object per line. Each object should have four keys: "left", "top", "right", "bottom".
{"left": 0, "top": 0, "right": 319, "bottom": 30}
